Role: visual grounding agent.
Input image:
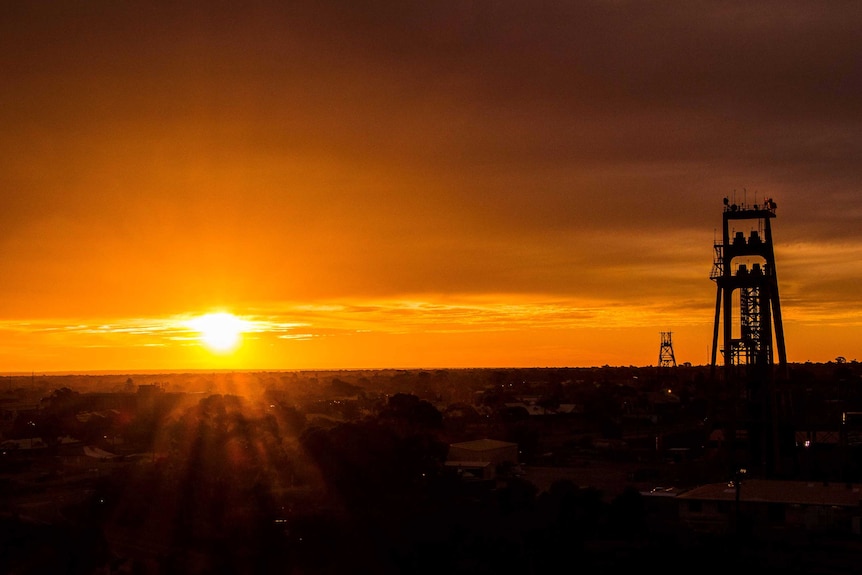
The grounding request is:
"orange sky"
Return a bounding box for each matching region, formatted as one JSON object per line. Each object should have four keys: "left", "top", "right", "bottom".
{"left": 2, "top": 1, "right": 862, "bottom": 373}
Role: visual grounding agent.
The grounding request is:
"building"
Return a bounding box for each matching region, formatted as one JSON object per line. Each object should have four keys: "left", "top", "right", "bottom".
{"left": 674, "top": 478, "right": 862, "bottom": 537}
{"left": 445, "top": 438, "right": 519, "bottom": 481}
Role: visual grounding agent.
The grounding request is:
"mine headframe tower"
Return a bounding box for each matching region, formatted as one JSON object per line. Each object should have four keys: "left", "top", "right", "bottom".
{"left": 710, "top": 196, "right": 789, "bottom": 478}
{"left": 659, "top": 331, "right": 677, "bottom": 368}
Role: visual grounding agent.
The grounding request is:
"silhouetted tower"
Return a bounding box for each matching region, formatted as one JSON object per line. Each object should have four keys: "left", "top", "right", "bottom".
{"left": 710, "top": 196, "right": 788, "bottom": 477}
{"left": 658, "top": 331, "right": 676, "bottom": 368}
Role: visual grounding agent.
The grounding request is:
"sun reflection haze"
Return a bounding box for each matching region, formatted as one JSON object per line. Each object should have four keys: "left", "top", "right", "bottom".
{"left": 186, "top": 312, "right": 248, "bottom": 353}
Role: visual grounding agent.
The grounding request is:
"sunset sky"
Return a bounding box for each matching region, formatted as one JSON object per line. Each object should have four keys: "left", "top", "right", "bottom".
{"left": 2, "top": 1, "right": 862, "bottom": 373}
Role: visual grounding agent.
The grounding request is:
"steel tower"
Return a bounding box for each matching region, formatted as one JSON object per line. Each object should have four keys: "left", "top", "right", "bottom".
{"left": 658, "top": 331, "right": 677, "bottom": 368}
{"left": 710, "top": 196, "right": 788, "bottom": 477}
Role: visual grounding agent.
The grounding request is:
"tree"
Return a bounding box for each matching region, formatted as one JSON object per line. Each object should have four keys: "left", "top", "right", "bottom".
{"left": 41, "top": 387, "right": 82, "bottom": 416}
{"left": 378, "top": 393, "right": 443, "bottom": 431}
{"left": 609, "top": 486, "right": 646, "bottom": 539}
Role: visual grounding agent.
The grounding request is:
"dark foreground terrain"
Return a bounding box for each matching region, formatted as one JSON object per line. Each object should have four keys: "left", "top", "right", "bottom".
{"left": 2, "top": 363, "right": 862, "bottom": 573}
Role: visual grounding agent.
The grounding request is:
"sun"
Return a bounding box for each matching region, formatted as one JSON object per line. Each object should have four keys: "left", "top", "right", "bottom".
{"left": 187, "top": 312, "right": 247, "bottom": 353}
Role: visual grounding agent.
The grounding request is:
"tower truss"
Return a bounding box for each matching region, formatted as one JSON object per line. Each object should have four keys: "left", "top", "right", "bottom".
{"left": 658, "top": 331, "right": 677, "bottom": 368}
{"left": 710, "top": 197, "right": 786, "bottom": 375}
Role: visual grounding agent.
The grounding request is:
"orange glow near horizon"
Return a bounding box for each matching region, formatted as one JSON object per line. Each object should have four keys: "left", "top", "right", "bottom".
{"left": 4, "top": 293, "right": 861, "bottom": 374}
{"left": 0, "top": 283, "right": 854, "bottom": 373}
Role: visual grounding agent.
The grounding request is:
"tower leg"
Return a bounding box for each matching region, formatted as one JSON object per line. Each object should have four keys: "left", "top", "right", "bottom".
{"left": 711, "top": 286, "right": 722, "bottom": 373}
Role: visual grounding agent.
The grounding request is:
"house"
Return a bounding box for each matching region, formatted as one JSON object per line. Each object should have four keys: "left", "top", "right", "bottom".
{"left": 675, "top": 478, "right": 862, "bottom": 537}
{"left": 445, "top": 438, "right": 519, "bottom": 480}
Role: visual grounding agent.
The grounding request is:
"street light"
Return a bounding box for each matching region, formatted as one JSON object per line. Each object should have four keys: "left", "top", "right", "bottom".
{"left": 732, "top": 468, "right": 746, "bottom": 534}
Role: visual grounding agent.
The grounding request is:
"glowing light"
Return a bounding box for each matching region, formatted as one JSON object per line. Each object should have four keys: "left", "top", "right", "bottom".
{"left": 187, "top": 312, "right": 247, "bottom": 352}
